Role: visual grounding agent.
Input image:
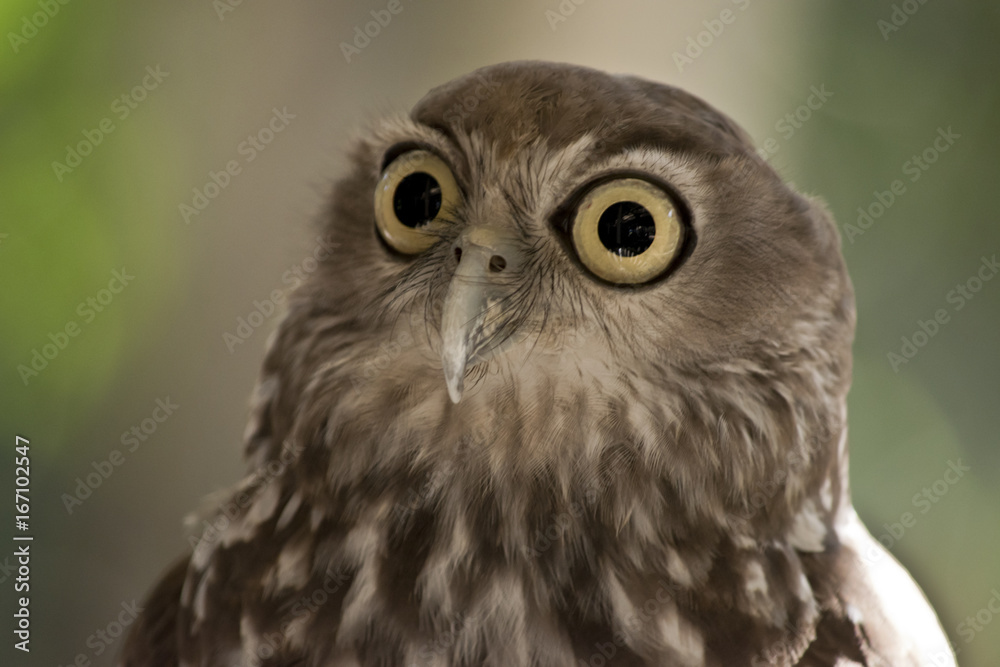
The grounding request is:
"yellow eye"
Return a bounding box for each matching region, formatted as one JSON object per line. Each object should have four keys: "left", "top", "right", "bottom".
{"left": 571, "top": 178, "right": 684, "bottom": 285}
{"left": 374, "top": 150, "right": 461, "bottom": 255}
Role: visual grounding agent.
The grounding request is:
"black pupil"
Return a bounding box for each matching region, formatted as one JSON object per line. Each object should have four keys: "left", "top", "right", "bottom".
{"left": 393, "top": 172, "right": 442, "bottom": 228}
{"left": 597, "top": 201, "right": 655, "bottom": 257}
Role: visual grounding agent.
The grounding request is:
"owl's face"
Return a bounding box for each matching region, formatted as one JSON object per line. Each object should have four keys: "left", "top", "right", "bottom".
{"left": 292, "top": 62, "right": 853, "bottom": 518}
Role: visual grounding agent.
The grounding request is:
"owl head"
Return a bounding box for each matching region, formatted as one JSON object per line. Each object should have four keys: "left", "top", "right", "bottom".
{"left": 264, "top": 61, "right": 854, "bottom": 545}
{"left": 148, "top": 62, "right": 953, "bottom": 667}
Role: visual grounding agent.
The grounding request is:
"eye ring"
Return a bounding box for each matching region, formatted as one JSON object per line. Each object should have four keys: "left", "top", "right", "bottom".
{"left": 374, "top": 149, "right": 461, "bottom": 255}
{"left": 570, "top": 177, "right": 684, "bottom": 285}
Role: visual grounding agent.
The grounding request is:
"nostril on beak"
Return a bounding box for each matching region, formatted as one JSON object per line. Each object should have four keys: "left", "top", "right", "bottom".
{"left": 454, "top": 247, "right": 463, "bottom": 263}
{"left": 488, "top": 255, "right": 507, "bottom": 273}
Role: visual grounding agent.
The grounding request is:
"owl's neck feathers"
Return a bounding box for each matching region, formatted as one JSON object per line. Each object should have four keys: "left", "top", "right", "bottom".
{"left": 223, "top": 304, "right": 851, "bottom": 663}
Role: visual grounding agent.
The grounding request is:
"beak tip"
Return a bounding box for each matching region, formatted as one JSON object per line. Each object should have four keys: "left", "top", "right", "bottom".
{"left": 445, "top": 373, "right": 464, "bottom": 404}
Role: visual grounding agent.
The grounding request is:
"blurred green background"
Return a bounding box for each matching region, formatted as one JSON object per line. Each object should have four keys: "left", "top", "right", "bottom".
{"left": 1, "top": 1, "right": 997, "bottom": 665}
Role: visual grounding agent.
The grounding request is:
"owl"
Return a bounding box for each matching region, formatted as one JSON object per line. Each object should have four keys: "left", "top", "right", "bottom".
{"left": 121, "top": 62, "right": 956, "bottom": 666}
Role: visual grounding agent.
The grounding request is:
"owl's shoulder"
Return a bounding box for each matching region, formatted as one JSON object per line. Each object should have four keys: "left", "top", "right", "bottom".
{"left": 118, "top": 555, "right": 188, "bottom": 667}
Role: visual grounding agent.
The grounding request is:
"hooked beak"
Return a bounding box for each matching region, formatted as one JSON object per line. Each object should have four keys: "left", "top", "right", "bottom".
{"left": 440, "top": 226, "right": 521, "bottom": 403}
